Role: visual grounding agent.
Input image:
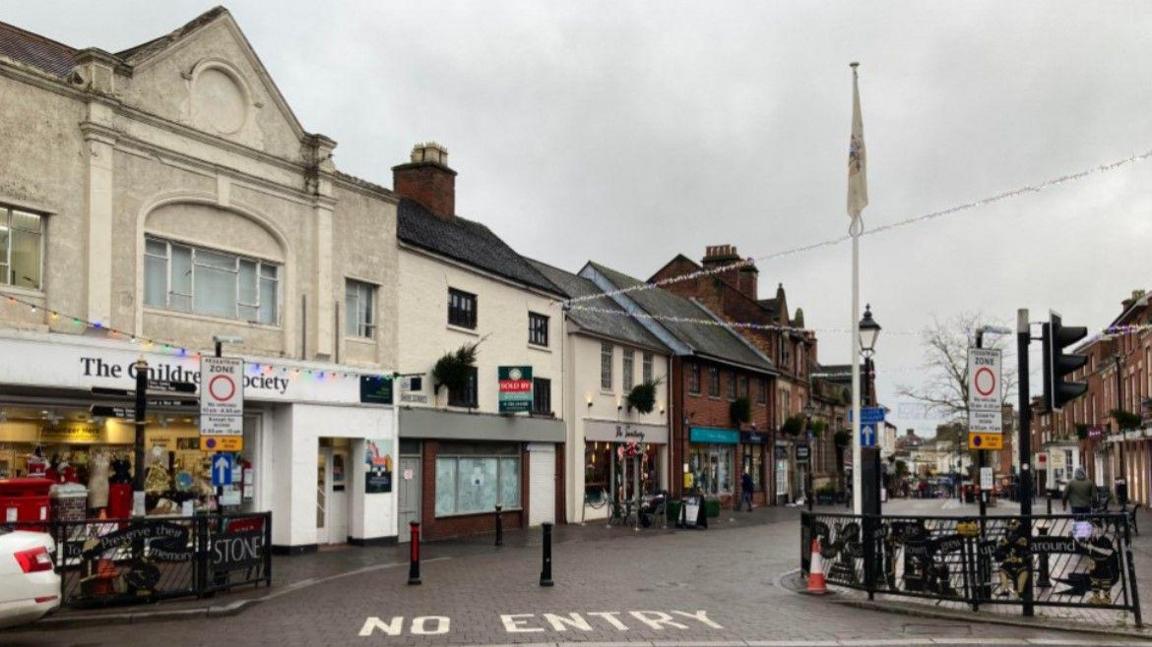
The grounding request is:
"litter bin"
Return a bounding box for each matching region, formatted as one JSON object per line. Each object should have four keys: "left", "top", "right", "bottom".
{"left": 0, "top": 478, "right": 53, "bottom": 530}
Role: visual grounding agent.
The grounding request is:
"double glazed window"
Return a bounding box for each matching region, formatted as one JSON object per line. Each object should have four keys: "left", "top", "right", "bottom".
{"left": 447, "top": 366, "right": 479, "bottom": 408}
{"left": 600, "top": 343, "right": 613, "bottom": 390}
{"left": 144, "top": 237, "right": 278, "bottom": 325}
{"left": 345, "top": 279, "right": 376, "bottom": 339}
{"left": 532, "top": 377, "right": 551, "bottom": 415}
{"left": 708, "top": 367, "right": 720, "bottom": 397}
{"left": 643, "top": 352, "right": 653, "bottom": 384}
{"left": 0, "top": 207, "right": 43, "bottom": 290}
{"left": 448, "top": 288, "right": 477, "bottom": 329}
{"left": 622, "top": 349, "right": 635, "bottom": 391}
{"left": 529, "top": 312, "right": 549, "bottom": 346}
{"left": 688, "top": 364, "right": 701, "bottom": 394}
{"left": 726, "top": 371, "right": 737, "bottom": 401}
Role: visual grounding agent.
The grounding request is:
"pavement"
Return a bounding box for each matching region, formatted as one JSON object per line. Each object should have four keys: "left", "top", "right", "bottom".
{"left": 5, "top": 499, "right": 1152, "bottom": 647}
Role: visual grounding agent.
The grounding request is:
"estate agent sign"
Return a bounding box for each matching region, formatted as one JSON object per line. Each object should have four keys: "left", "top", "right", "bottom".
{"left": 498, "top": 366, "right": 533, "bottom": 413}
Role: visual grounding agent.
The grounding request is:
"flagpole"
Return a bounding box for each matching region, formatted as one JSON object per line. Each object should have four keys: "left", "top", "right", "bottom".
{"left": 848, "top": 61, "right": 864, "bottom": 515}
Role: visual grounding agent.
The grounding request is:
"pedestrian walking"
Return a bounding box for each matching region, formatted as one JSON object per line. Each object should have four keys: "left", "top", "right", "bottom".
{"left": 1063, "top": 467, "right": 1095, "bottom": 515}
{"left": 740, "top": 471, "right": 754, "bottom": 511}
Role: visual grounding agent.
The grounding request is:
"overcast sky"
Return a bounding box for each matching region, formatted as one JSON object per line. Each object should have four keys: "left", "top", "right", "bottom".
{"left": 6, "top": 1, "right": 1151, "bottom": 436}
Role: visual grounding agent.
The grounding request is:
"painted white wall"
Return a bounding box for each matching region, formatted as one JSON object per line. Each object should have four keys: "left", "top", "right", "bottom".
{"left": 396, "top": 248, "right": 563, "bottom": 415}
{"left": 563, "top": 332, "right": 670, "bottom": 523}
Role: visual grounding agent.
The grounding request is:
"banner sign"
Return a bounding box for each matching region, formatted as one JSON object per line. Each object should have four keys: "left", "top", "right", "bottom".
{"left": 498, "top": 366, "right": 533, "bottom": 413}
{"left": 364, "top": 439, "right": 393, "bottom": 494}
{"left": 359, "top": 375, "right": 394, "bottom": 405}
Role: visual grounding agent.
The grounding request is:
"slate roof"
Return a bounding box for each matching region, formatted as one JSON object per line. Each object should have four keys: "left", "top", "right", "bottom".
{"left": 397, "top": 198, "right": 561, "bottom": 296}
{"left": 0, "top": 20, "right": 77, "bottom": 77}
{"left": 586, "top": 262, "right": 775, "bottom": 373}
{"left": 527, "top": 259, "right": 668, "bottom": 351}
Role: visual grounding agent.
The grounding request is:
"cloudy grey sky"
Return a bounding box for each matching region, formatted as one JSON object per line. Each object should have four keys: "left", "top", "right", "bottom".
{"left": 6, "top": 1, "right": 1151, "bottom": 435}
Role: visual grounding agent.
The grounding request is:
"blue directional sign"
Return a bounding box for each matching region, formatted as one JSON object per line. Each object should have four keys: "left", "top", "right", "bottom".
{"left": 860, "top": 423, "right": 878, "bottom": 448}
{"left": 211, "top": 452, "right": 233, "bottom": 487}
{"left": 860, "top": 407, "right": 885, "bottom": 424}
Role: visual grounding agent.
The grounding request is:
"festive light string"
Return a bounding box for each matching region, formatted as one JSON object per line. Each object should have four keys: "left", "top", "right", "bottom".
{"left": 0, "top": 294, "right": 392, "bottom": 381}
{"left": 565, "top": 304, "right": 920, "bottom": 336}
{"left": 561, "top": 146, "right": 1152, "bottom": 307}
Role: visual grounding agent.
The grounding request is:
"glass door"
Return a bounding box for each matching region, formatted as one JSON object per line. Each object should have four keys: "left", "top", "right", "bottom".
{"left": 316, "top": 448, "right": 328, "bottom": 544}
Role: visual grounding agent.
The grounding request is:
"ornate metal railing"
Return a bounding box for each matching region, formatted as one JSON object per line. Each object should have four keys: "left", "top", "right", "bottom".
{"left": 7, "top": 512, "right": 271, "bottom": 608}
{"left": 801, "top": 511, "right": 1141, "bottom": 626}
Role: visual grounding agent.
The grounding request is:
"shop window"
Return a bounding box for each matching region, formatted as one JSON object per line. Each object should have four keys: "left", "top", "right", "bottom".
{"left": 600, "top": 343, "right": 613, "bottom": 390}
{"left": 144, "top": 236, "right": 279, "bottom": 325}
{"left": 726, "top": 370, "right": 737, "bottom": 401}
{"left": 622, "top": 349, "right": 635, "bottom": 391}
{"left": 0, "top": 206, "right": 43, "bottom": 290}
{"left": 689, "top": 444, "right": 733, "bottom": 494}
{"left": 708, "top": 367, "right": 720, "bottom": 397}
{"left": 528, "top": 312, "right": 549, "bottom": 347}
{"left": 584, "top": 441, "right": 660, "bottom": 505}
{"left": 688, "top": 364, "right": 701, "bottom": 394}
{"left": 447, "top": 367, "right": 478, "bottom": 408}
{"left": 642, "top": 352, "right": 653, "bottom": 384}
{"left": 435, "top": 449, "right": 520, "bottom": 516}
{"left": 448, "top": 288, "right": 477, "bottom": 329}
{"left": 532, "top": 377, "right": 551, "bottom": 415}
{"left": 345, "top": 279, "right": 376, "bottom": 338}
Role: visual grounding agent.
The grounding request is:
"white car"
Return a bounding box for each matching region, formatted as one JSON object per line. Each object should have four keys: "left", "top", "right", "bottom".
{"left": 0, "top": 529, "right": 60, "bottom": 628}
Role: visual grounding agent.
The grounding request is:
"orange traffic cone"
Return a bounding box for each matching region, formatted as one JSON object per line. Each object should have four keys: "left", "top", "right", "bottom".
{"left": 807, "top": 536, "right": 828, "bottom": 595}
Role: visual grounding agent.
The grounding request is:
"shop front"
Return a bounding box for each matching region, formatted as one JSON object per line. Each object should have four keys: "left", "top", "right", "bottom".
{"left": 740, "top": 430, "right": 769, "bottom": 507}
{"left": 581, "top": 419, "right": 668, "bottom": 521}
{"left": 687, "top": 426, "right": 739, "bottom": 506}
{"left": 0, "top": 331, "right": 398, "bottom": 551}
{"left": 774, "top": 442, "right": 792, "bottom": 505}
{"left": 398, "top": 407, "right": 563, "bottom": 541}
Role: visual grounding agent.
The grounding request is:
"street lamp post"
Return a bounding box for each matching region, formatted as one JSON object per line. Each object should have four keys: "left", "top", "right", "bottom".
{"left": 803, "top": 402, "right": 816, "bottom": 512}
{"left": 856, "top": 305, "right": 881, "bottom": 514}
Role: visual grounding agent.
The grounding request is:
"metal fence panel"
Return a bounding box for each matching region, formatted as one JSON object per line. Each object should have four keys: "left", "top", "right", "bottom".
{"left": 801, "top": 511, "right": 1141, "bottom": 626}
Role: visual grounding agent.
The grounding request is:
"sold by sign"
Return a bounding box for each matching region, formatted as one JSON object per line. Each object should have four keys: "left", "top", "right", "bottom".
{"left": 201, "top": 356, "right": 244, "bottom": 435}
{"left": 967, "top": 348, "right": 1002, "bottom": 434}
{"left": 498, "top": 366, "right": 533, "bottom": 413}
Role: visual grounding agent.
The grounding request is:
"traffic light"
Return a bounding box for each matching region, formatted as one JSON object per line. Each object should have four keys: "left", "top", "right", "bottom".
{"left": 1042, "top": 312, "right": 1088, "bottom": 411}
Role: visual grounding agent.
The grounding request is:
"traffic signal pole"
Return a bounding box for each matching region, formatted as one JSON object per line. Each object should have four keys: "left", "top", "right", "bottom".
{"left": 975, "top": 331, "right": 987, "bottom": 525}
{"left": 1016, "top": 308, "right": 1034, "bottom": 617}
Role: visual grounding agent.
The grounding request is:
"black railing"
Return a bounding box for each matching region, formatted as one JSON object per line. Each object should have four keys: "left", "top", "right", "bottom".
{"left": 801, "top": 511, "right": 1141, "bottom": 626}
{"left": 7, "top": 512, "right": 271, "bottom": 608}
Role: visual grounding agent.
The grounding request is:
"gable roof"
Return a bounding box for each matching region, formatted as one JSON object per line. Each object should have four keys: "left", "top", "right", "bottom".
{"left": 527, "top": 259, "right": 668, "bottom": 352}
{"left": 585, "top": 261, "right": 775, "bottom": 373}
{"left": 116, "top": 6, "right": 231, "bottom": 63}
{"left": 0, "top": 20, "right": 77, "bottom": 77}
{"left": 398, "top": 198, "right": 561, "bottom": 296}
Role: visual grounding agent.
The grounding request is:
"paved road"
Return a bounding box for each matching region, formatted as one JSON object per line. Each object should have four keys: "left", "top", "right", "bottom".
{"left": 5, "top": 500, "right": 1152, "bottom": 647}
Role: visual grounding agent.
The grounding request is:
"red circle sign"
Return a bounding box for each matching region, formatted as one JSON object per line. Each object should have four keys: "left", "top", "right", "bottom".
{"left": 209, "top": 374, "right": 236, "bottom": 402}
{"left": 974, "top": 366, "right": 996, "bottom": 397}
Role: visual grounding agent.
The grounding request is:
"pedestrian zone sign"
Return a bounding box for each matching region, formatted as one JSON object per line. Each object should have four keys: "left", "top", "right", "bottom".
{"left": 201, "top": 356, "right": 244, "bottom": 436}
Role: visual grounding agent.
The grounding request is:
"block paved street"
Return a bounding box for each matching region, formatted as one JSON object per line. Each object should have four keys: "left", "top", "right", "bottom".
{"left": 6, "top": 500, "right": 1152, "bottom": 647}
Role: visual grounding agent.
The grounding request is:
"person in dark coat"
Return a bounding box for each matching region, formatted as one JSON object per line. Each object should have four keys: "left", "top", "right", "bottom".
{"left": 740, "top": 471, "right": 754, "bottom": 511}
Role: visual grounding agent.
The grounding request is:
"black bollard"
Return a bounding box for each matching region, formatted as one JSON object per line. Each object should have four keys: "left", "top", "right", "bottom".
{"left": 495, "top": 505, "right": 503, "bottom": 546}
{"left": 1036, "top": 525, "right": 1051, "bottom": 588}
{"left": 407, "top": 521, "right": 422, "bottom": 585}
{"left": 539, "top": 522, "right": 554, "bottom": 587}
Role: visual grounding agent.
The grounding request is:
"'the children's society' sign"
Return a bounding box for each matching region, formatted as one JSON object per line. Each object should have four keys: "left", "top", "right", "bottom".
{"left": 498, "top": 366, "right": 533, "bottom": 413}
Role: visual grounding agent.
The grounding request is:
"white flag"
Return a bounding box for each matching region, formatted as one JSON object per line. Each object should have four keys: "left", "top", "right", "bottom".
{"left": 847, "top": 64, "right": 868, "bottom": 219}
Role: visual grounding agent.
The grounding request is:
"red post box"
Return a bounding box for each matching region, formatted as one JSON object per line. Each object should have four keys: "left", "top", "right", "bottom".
{"left": 0, "top": 478, "right": 53, "bottom": 531}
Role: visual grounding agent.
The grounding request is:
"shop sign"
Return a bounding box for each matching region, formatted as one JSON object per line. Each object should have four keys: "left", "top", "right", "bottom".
{"left": 498, "top": 366, "right": 533, "bottom": 413}
{"left": 40, "top": 423, "right": 102, "bottom": 443}
{"left": 689, "top": 427, "right": 739, "bottom": 445}
{"left": 200, "top": 357, "right": 244, "bottom": 436}
{"left": 365, "top": 438, "right": 393, "bottom": 494}
{"left": 740, "top": 431, "right": 767, "bottom": 444}
{"left": 584, "top": 420, "right": 668, "bottom": 444}
{"left": 359, "top": 375, "right": 394, "bottom": 405}
{"left": 211, "top": 529, "right": 265, "bottom": 572}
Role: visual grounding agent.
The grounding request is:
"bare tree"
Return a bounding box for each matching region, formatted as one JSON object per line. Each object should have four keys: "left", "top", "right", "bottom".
{"left": 898, "top": 312, "right": 1018, "bottom": 426}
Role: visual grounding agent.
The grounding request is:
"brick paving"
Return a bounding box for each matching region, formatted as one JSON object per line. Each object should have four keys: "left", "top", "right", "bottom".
{"left": 4, "top": 501, "right": 1152, "bottom": 646}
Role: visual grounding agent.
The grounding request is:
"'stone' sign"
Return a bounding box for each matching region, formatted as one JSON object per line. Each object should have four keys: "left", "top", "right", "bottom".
{"left": 200, "top": 357, "right": 244, "bottom": 436}
{"left": 498, "top": 366, "right": 533, "bottom": 413}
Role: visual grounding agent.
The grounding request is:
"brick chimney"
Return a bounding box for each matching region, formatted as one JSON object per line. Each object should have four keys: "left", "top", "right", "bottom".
{"left": 392, "top": 142, "right": 456, "bottom": 220}
{"left": 1122, "top": 289, "right": 1147, "bottom": 309}
{"left": 701, "top": 244, "right": 757, "bottom": 300}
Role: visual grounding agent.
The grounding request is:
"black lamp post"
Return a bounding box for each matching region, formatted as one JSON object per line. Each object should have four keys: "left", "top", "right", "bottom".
{"left": 858, "top": 305, "right": 881, "bottom": 407}
{"left": 858, "top": 305, "right": 881, "bottom": 513}
{"left": 803, "top": 402, "right": 816, "bottom": 511}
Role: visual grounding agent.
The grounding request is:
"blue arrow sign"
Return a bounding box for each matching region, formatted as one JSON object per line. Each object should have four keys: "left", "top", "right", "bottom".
{"left": 212, "top": 453, "right": 233, "bottom": 487}
{"left": 860, "top": 423, "right": 877, "bottom": 448}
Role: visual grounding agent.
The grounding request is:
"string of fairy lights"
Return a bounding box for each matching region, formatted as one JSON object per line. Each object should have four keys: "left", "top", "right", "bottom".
{"left": 561, "top": 145, "right": 1152, "bottom": 307}
{"left": 0, "top": 293, "right": 392, "bottom": 380}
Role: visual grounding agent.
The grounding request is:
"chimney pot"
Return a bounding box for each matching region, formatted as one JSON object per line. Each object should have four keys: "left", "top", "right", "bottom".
{"left": 393, "top": 142, "right": 457, "bottom": 220}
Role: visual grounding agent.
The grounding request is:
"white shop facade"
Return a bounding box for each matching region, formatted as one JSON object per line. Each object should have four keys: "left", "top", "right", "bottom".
{"left": 0, "top": 330, "right": 397, "bottom": 552}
